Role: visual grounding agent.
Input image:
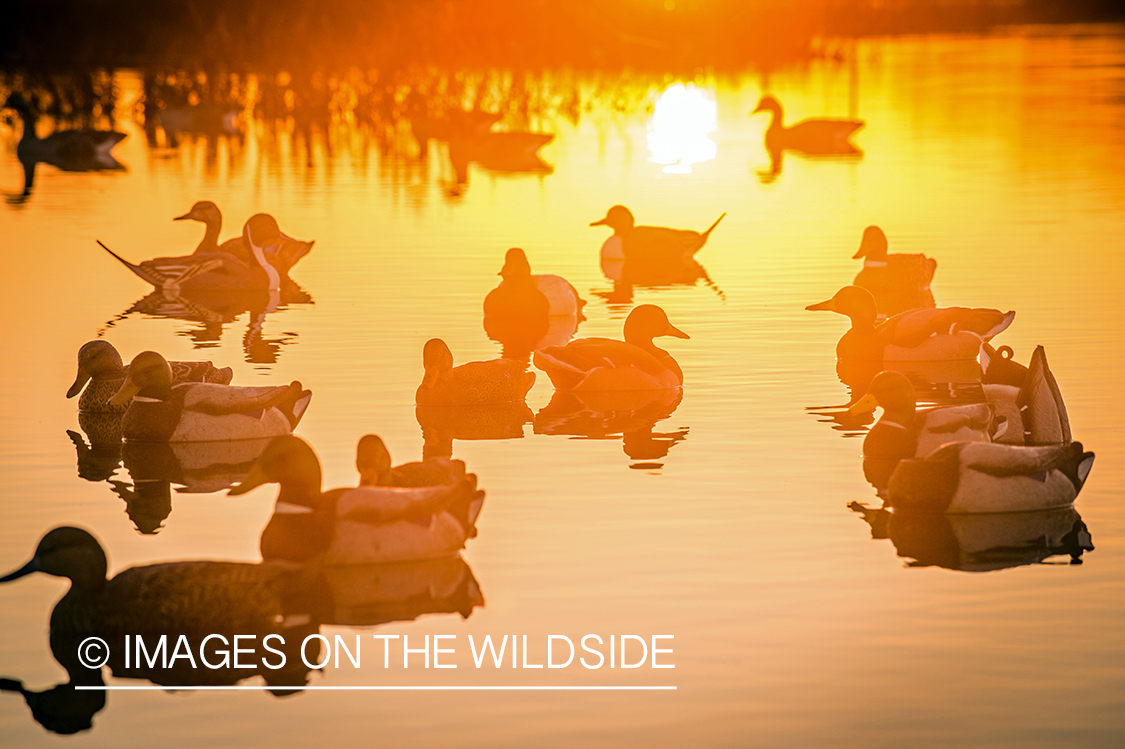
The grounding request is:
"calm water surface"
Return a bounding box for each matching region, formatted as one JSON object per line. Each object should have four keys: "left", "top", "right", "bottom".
{"left": 1, "top": 27, "right": 1124, "bottom": 747}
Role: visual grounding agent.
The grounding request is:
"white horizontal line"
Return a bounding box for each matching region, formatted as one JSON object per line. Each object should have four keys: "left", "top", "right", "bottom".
{"left": 78, "top": 685, "right": 676, "bottom": 691}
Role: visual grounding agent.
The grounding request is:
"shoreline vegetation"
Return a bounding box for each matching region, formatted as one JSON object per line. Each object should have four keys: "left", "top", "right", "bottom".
{"left": 4, "top": 0, "right": 1124, "bottom": 71}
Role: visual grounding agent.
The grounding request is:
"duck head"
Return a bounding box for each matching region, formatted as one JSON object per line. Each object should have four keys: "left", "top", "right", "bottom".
{"left": 853, "top": 225, "right": 888, "bottom": 261}
{"left": 174, "top": 201, "right": 221, "bottom": 226}
{"left": 848, "top": 370, "right": 916, "bottom": 418}
{"left": 806, "top": 286, "right": 879, "bottom": 328}
{"left": 244, "top": 213, "right": 282, "bottom": 251}
{"left": 108, "top": 351, "right": 173, "bottom": 406}
{"left": 356, "top": 434, "right": 393, "bottom": 487}
{"left": 2, "top": 93, "right": 34, "bottom": 119}
{"left": 67, "top": 340, "right": 125, "bottom": 398}
{"left": 590, "top": 205, "right": 635, "bottom": 236}
{"left": 1, "top": 527, "right": 108, "bottom": 591}
{"left": 751, "top": 96, "right": 783, "bottom": 119}
{"left": 498, "top": 248, "right": 533, "bottom": 281}
{"left": 229, "top": 435, "right": 323, "bottom": 508}
{"left": 420, "top": 338, "right": 455, "bottom": 390}
{"left": 623, "top": 305, "right": 690, "bottom": 347}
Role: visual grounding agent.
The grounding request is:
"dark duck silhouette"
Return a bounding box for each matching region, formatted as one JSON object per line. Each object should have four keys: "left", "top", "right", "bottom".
{"left": 3, "top": 93, "right": 126, "bottom": 172}
{"left": 851, "top": 226, "right": 936, "bottom": 292}
{"left": 591, "top": 205, "right": 725, "bottom": 265}
{"left": 751, "top": 95, "right": 863, "bottom": 154}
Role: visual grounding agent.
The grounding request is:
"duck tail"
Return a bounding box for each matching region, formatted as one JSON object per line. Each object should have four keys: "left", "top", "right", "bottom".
{"left": 701, "top": 213, "right": 727, "bottom": 242}
{"left": 98, "top": 240, "right": 163, "bottom": 287}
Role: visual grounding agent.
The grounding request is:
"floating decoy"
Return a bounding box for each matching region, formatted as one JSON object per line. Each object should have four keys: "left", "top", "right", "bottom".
{"left": 591, "top": 205, "right": 725, "bottom": 264}
{"left": 534, "top": 304, "right": 689, "bottom": 391}
{"left": 751, "top": 95, "right": 863, "bottom": 154}
{"left": 806, "top": 286, "right": 1014, "bottom": 361}
{"left": 102, "top": 214, "right": 309, "bottom": 292}
{"left": 357, "top": 434, "right": 468, "bottom": 488}
{"left": 2, "top": 93, "right": 126, "bottom": 172}
{"left": 229, "top": 435, "right": 484, "bottom": 565}
{"left": 851, "top": 226, "right": 937, "bottom": 291}
{"left": 67, "top": 340, "right": 233, "bottom": 413}
{"left": 981, "top": 344, "right": 1071, "bottom": 446}
{"left": 887, "top": 441, "right": 1095, "bottom": 513}
{"left": 107, "top": 351, "right": 311, "bottom": 442}
{"left": 173, "top": 201, "right": 314, "bottom": 273}
{"left": 485, "top": 248, "right": 586, "bottom": 317}
{"left": 416, "top": 339, "right": 535, "bottom": 406}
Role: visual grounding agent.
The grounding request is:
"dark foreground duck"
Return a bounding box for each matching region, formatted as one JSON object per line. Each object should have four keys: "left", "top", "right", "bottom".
{"left": 751, "top": 95, "right": 863, "bottom": 154}
{"left": 851, "top": 226, "right": 937, "bottom": 291}
{"left": 591, "top": 205, "right": 725, "bottom": 264}
{"left": 807, "top": 285, "right": 1014, "bottom": 361}
{"left": 416, "top": 338, "right": 535, "bottom": 406}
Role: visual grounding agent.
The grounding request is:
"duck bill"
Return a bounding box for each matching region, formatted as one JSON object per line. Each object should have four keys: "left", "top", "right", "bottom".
{"left": 852, "top": 245, "right": 866, "bottom": 260}
{"left": 847, "top": 392, "right": 880, "bottom": 416}
{"left": 228, "top": 464, "right": 271, "bottom": 496}
{"left": 589, "top": 217, "right": 610, "bottom": 227}
{"left": 0, "top": 558, "right": 38, "bottom": 583}
{"left": 67, "top": 366, "right": 91, "bottom": 398}
{"left": 751, "top": 104, "right": 765, "bottom": 114}
{"left": 107, "top": 374, "right": 140, "bottom": 408}
{"left": 665, "top": 323, "right": 690, "bottom": 340}
{"left": 173, "top": 211, "right": 193, "bottom": 221}
{"left": 805, "top": 298, "right": 837, "bottom": 312}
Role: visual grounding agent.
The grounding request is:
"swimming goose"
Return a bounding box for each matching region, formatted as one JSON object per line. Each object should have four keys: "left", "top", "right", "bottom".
{"left": 851, "top": 226, "right": 937, "bottom": 291}
{"left": 67, "top": 339, "right": 233, "bottom": 413}
{"left": 751, "top": 95, "right": 863, "bottom": 154}
{"left": 591, "top": 205, "right": 725, "bottom": 264}
{"left": 981, "top": 344, "right": 1071, "bottom": 446}
{"left": 229, "top": 436, "right": 484, "bottom": 565}
{"left": 534, "top": 304, "right": 689, "bottom": 391}
{"left": 174, "top": 201, "right": 314, "bottom": 273}
{"left": 887, "top": 440, "right": 1095, "bottom": 514}
{"left": 416, "top": 339, "right": 535, "bottom": 406}
{"left": 806, "top": 285, "right": 1014, "bottom": 361}
{"left": 2, "top": 93, "right": 126, "bottom": 171}
{"left": 108, "top": 351, "right": 311, "bottom": 442}
{"left": 485, "top": 248, "right": 586, "bottom": 317}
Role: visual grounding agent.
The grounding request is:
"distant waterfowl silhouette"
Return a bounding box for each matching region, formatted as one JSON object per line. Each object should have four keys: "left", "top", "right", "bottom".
{"left": 108, "top": 351, "right": 311, "bottom": 442}
{"left": 2, "top": 93, "right": 126, "bottom": 172}
{"left": 534, "top": 304, "right": 689, "bottom": 391}
{"left": 67, "top": 339, "right": 232, "bottom": 413}
{"left": 416, "top": 338, "right": 535, "bottom": 406}
{"left": 229, "top": 436, "right": 484, "bottom": 565}
{"left": 591, "top": 205, "right": 725, "bottom": 264}
{"left": 852, "top": 226, "right": 937, "bottom": 292}
{"left": 806, "top": 286, "right": 1014, "bottom": 361}
{"left": 751, "top": 95, "right": 863, "bottom": 154}
{"left": 173, "top": 201, "right": 314, "bottom": 273}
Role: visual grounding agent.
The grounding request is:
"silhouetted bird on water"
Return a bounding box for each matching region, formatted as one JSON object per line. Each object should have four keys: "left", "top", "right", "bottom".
{"left": 751, "top": 95, "right": 863, "bottom": 154}
{"left": 851, "top": 226, "right": 937, "bottom": 292}
{"left": 591, "top": 205, "right": 725, "bottom": 265}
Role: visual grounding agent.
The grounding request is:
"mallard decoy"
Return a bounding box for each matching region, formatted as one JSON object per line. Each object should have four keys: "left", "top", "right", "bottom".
{"left": 485, "top": 248, "right": 586, "bottom": 317}
{"left": 852, "top": 226, "right": 936, "bottom": 291}
{"left": 107, "top": 351, "right": 311, "bottom": 442}
{"left": 2, "top": 93, "right": 126, "bottom": 172}
{"left": 887, "top": 441, "right": 1095, "bottom": 513}
{"left": 229, "top": 436, "right": 484, "bottom": 565}
{"left": 534, "top": 304, "right": 689, "bottom": 391}
{"left": 356, "top": 434, "right": 469, "bottom": 488}
{"left": 981, "top": 344, "right": 1071, "bottom": 446}
{"left": 174, "top": 201, "right": 314, "bottom": 273}
{"left": 101, "top": 214, "right": 307, "bottom": 292}
{"left": 591, "top": 205, "right": 725, "bottom": 264}
{"left": 751, "top": 95, "right": 863, "bottom": 154}
{"left": 416, "top": 339, "right": 535, "bottom": 406}
{"left": 66, "top": 340, "right": 233, "bottom": 413}
{"left": 806, "top": 285, "right": 1014, "bottom": 361}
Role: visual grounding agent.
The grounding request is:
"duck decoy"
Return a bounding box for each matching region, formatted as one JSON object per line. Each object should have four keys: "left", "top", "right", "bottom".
{"left": 751, "top": 95, "right": 863, "bottom": 154}
{"left": 174, "top": 201, "right": 314, "bottom": 274}
{"left": 107, "top": 351, "right": 311, "bottom": 442}
{"left": 2, "top": 93, "right": 126, "bottom": 172}
{"left": 591, "top": 205, "right": 725, "bottom": 265}
{"left": 981, "top": 344, "right": 1071, "bottom": 446}
{"left": 357, "top": 433, "right": 470, "bottom": 489}
{"left": 806, "top": 285, "right": 1014, "bottom": 361}
{"left": 851, "top": 226, "right": 937, "bottom": 291}
{"left": 416, "top": 338, "right": 535, "bottom": 406}
{"left": 534, "top": 304, "right": 689, "bottom": 391}
{"left": 67, "top": 340, "right": 233, "bottom": 413}
{"left": 887, "top": 440, "right": 1095, "bottom": 514}
{"left": 229, "top": 435, "right": 484, "bottom": 565}
{"left": 486, "top": 248, "right": 586, "bottom": 317}
{"left": 101, "top": 214, "right": 307, "bottom": 292}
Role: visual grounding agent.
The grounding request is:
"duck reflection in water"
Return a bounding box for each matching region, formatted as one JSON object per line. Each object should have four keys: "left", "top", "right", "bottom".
{"left": 416, "top": 402, "right": 533, "bottom": 459}
{"left": 534, "top": 389, "right": 688, "bottom": 470}
{"left": 849, "top": 504, "right": 1094, "bottom": 571}
{"left": 593, "top": 255, "right": 724, "bottom": 307}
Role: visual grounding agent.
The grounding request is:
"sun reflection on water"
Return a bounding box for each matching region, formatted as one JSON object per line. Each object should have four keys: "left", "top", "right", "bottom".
{"left": 646, "top": 83, "right": 717, "bottom": 174}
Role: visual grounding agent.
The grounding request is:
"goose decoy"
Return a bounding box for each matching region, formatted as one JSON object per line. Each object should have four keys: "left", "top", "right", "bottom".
{"left": 751, "top": 95, "right": 863, "bottom": 154}
{"left": 102, "top": 214, "right": 307, "bottom": 292}
{"left": 229, "top": 435, "right": 484, "bottom": 565}
{"left": 806, "top": 286, "right": 1014, "bottom": 361}
{"left": 851, "top": 226, "right": 937, "bottom": 291}
{"left": 2, "top": 93, "right": 126, "bottom": 172}
{"left": 981, "top": 344, "right": 1071, "bottom": 446}
{"left": 416, "top": 339, "right": 535, "bottom": 406}
{"left": 174, "top": 201, "right": 314, "bottom": 273}
{"left": 533, "top": 304, "right": 689, "bottom": 391}
{"left": 485, "top": 248, "right": 586, "bottom": 317}
{"left": 591, "top": 205, "right": 725, "bottom": 264}
{"left": 66, "top": 340, "right": 233, "bottom": 413}
{"left": 107, "top": 351, "right": 311, "bottom": 442}
{"left": 887, "top": 440, "right": 1095, "bottom": 514}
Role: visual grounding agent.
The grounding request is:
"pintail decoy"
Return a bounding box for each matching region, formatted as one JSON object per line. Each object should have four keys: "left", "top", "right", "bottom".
{"left": 174, "top": 201, "right": 314, "bottom": 273}
{"left": 486, "top": 248, "right": 586, "bottom": 318}
{"left": 416, "top": 339, "right": 535, "bottom": 406}
{"left": 67, "top": 339, "right": 233, "bottom": 413}
{"left": 751, "top": 95, "right": 863, "bottom": 154}
{"left": 851, "top": 226, "right": 937, "bottom": 291}
{"left": 591, "top": 205, "right": 725, "bottom": 264}
{"left": 806, "top": 285, "right": 1014, "bottom": 361}
{"left": 534, "top": 304, "right": 689, "bottom": 391}
{"left": 2, "top": 93, "right": 126, "bottom": 171}
{"left": 108, "top": 351, "right": 311, "bottom": 442}
{"left": 229, "top": 436, "right": 484, "bottom": 565}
